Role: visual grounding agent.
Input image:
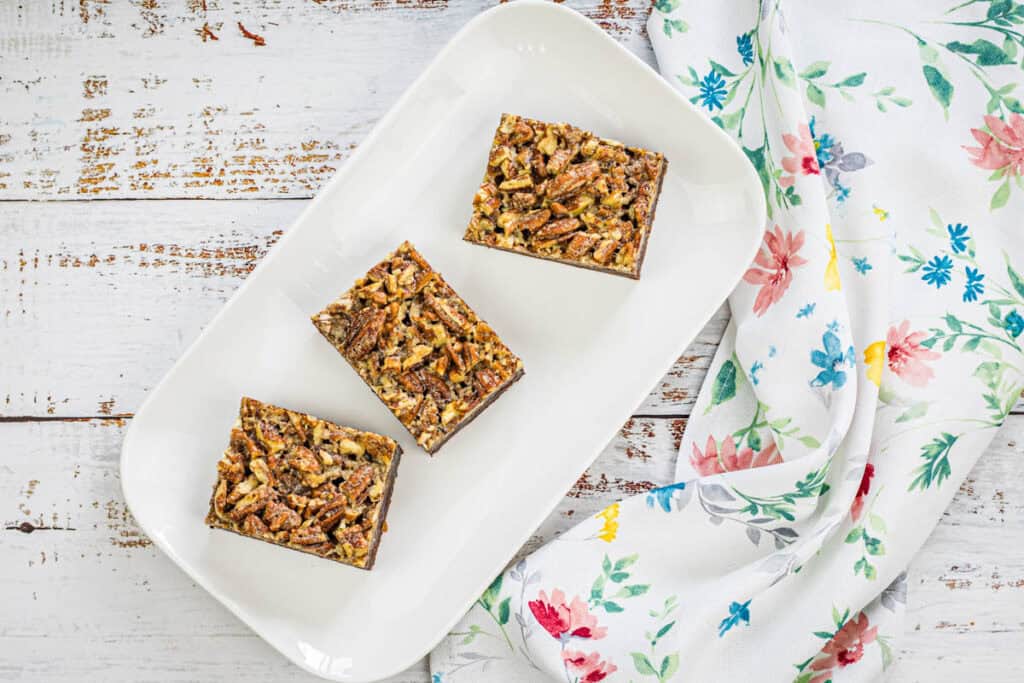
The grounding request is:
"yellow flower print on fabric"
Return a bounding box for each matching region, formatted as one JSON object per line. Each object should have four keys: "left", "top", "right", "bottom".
{"left": 864, "top": 340, "right": 885, "bottom": 388}
{"left": 824, "top": 223, "right": 841, "bottom": 291}
{"left": 595, "top": 503, "right": 620, "bottom": 543}
{"left": 872, "top": 204, "right": 889, "bottom": 221}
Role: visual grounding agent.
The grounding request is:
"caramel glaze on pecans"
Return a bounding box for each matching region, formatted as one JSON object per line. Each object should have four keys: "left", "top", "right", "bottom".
{"left": 464, "top": 113, "right": 667, "bottom": 279}
{"left": 312, "top": 242, "right": 524, "bottom": 453}
{"left": 205, "top": 397, "right": 401, "bottom": 570}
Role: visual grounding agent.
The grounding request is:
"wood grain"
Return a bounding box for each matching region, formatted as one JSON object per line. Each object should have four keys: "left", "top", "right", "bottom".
{"left": 0, "top": 0, "right": 654, "bottom": 199}
{"left": 2, "top": 0, "right": 1021, "bottom": 680}
{"left": 0, "top": 200, "right": 722, "bottom": 419}
{"left": 2, "top": 416, "right": 1021, "bottom": 681}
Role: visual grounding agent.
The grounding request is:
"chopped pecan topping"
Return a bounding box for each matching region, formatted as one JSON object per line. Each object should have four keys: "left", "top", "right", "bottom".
{"left": 312, "top": 243, "right": 523, "bottom": 453}
{"left": 205, "top": 397, "right": 401, "bottom": 570}
{"left": 464, "top": 113, "right": 666, "bottom": 278}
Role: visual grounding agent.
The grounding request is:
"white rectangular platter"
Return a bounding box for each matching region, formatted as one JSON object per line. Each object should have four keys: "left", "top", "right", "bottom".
{"left": 120, "top": 2, "right": 765, "bottom": 681}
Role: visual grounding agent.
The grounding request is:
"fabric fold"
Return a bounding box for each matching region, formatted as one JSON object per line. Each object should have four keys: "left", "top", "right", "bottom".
{"left": 432, "top": 1, "right": 1024, "bottom": 680}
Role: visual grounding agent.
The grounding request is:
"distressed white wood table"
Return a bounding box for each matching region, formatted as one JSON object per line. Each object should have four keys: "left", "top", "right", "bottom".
{"left": 1, "top": 2, "right": 1021, "bottom": 680}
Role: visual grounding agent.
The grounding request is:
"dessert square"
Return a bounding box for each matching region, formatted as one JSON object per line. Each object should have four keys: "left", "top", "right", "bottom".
{"left": 312, "top": 242, "right": 524, "bottom": 453}
{"left": 205, "top": 397, "right": 401, "bottom": 570}
{"left": 463, "top": 113, "right": 667, "bottom": 279}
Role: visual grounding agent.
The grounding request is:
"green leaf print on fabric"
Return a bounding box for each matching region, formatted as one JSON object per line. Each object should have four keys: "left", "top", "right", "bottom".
{"left": 909, "top": 432, "right": 958, "bottom": 490}
{"left": 663, "top": 18, "right": 689, "bottom": 37}
{"left": 859, "top": 1, "right": 1024, "bottom": 122}
{"left": 846, "top": 483, "right": 888, "bottom": 580}
{"left": 477, "top": 574, "right": 515, "bottom": 650}
{"left": 946, "top": 38, "right": 1016, "bottom": 66}
{"left": 589, "top": 554, "right": 650, "bottom": 614}
{"left": 631, "top": 596, "right": 681, "bottom": 682}
{"left": 705, "top": 356, "right": 740, "bottom": 414}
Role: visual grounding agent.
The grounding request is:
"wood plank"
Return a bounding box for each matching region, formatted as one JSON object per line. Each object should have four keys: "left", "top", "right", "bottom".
{"left": 2, "top": 415, "right": 1021, "bottom": 680}
{"left": 0, "top": 199, "right": 718, "bottom": 418}
{"left": 0, "top": 0, "right": 655, "bottom": 200}
{"left": 1, "top": 197, "right": 1017, "bottom": 418}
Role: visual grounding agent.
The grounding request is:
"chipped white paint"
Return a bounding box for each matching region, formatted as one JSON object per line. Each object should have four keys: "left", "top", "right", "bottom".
{"left": 0, "top": 1, "right": 1020, "bottom": 680}
{"left": 0, "top": 0, "right": 654, "bottom": 199}
{"left": 0, "top": 200, "right": 722, "bottom": 418}
{"left": 2, "top": 417, "right": 1022, "bottom": 680}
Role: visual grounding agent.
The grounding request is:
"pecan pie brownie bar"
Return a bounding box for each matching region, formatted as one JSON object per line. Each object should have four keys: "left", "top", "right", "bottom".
{"left": 464, "top": 113, "right": 667, "bottom": 279}
{"left": 205, "top": 397, "right": 401, "bottom": 570}
{"left": 312, "top": 242, "right": 524, "bottom": 454}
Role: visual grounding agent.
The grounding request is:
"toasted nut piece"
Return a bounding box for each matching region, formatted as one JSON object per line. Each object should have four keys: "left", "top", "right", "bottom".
{"left": 424, "top": 293, "right": 469, "bottom": 333}
{"left": 402, "top": 344, "right": 434, "bottom": 370}
{"left": 289, "top": 525, "right": 328, "bottom": 546}
{"left": 565, "top": 233, "right": 599, "bottom": 260}
{"left": 601, "top": 191, "right": 633, "bottom": 208}
{"left": 533, "top": 217, "right": 580, "bottom": 241}
{"left": 345, "top": 308, "right": 387, "bottom": 360}
{"left": 250, "top": 458, "right": 272, "bottom": 484}
{"left": 488, "top": 145, "right": 513, "bottom": 167}
{"left": 287, "top": 446, "right": 322, "bottom": 474}
{"left": 229, "top": 485, "right": 272, "bottom": 521}
{"left": 262, "top": 500, "right": 302, "bottom": 531}
{"left": 212, "top": 479, "right": 229, "bottom": 519}
{"left": 418, "top": 396, "right": 440, "bottom": 428}
{"left": 537, "top": 131, "right": 558, "bottom": 156}
{"left": 498, "top": 114, "right": 517, "bottom": 134}
{"left": 510, "top": 192, "right": 537, "bottom": 209}
{"left": 546, "top": 160, "right": 601, "bottom": 199}
{"left": 497, "top": 208, "right": 551, "bottom": 233}
{"left": 563, "top": 194, "right": 594, "bottom": 216}
{"left": 475, "top": 368, "right": 502, "bottom": 392}
{"left": 398, "top": 370, "right": 424, "bottom": 393}
{"left": 256, "top": 421, "right": 286, "bottom": 455}
{"left": 546, "top": 148, "right": 574, "bottom": 176}
{"left": 338, "top": 438, "right": 365, "bottom": 457}
{"left": 242, "top": 514, "right": 270, "bottom": 536}
{"left": 217, "top": 456, "right": 246, "bottom": 484}
{"left": 498, "top": 174, "right": 533, "bottom": 191}
{"left": 314, "top": 494, "right": 348, "bottom": 532}
{"left": 440, "top": 401, "right": 462, "bottom": 426}
{"left": 341, "top": 464, "right": 375, "bottom": 504}
{"left": 475, "top": 183, "right": 502, "bottom": 216}
{"left": 592, "top": 238, "right": 619, "bottom": 264}
{"left": 510, "top": 119, "right": 533, "bottom": 144}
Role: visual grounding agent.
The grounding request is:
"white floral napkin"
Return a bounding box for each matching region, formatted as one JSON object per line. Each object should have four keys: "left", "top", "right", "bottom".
{"left": 431, "top": 1, "right": 1024, "bottom": 680}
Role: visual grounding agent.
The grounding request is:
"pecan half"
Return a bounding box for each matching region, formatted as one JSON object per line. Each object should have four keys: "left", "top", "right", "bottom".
{"left": 346, "top": 308, "right": 387, "bottom": 360}
{"left": 289, "top": 525, "right": 328, "bottom": 546}
{"left": 425, "top": 293, "right": 469, "bottom": 334}
{"left": 546, "top": 160, "right": 600, "bottom": 199}
{"left": 497, "top": 208, "right": 551, "bottom": 234}
{"left": 565, "top": 233, "right": 599, "bottom": 260}
{"left": 533, "top": 217, "right": 580, "bottom": 241}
